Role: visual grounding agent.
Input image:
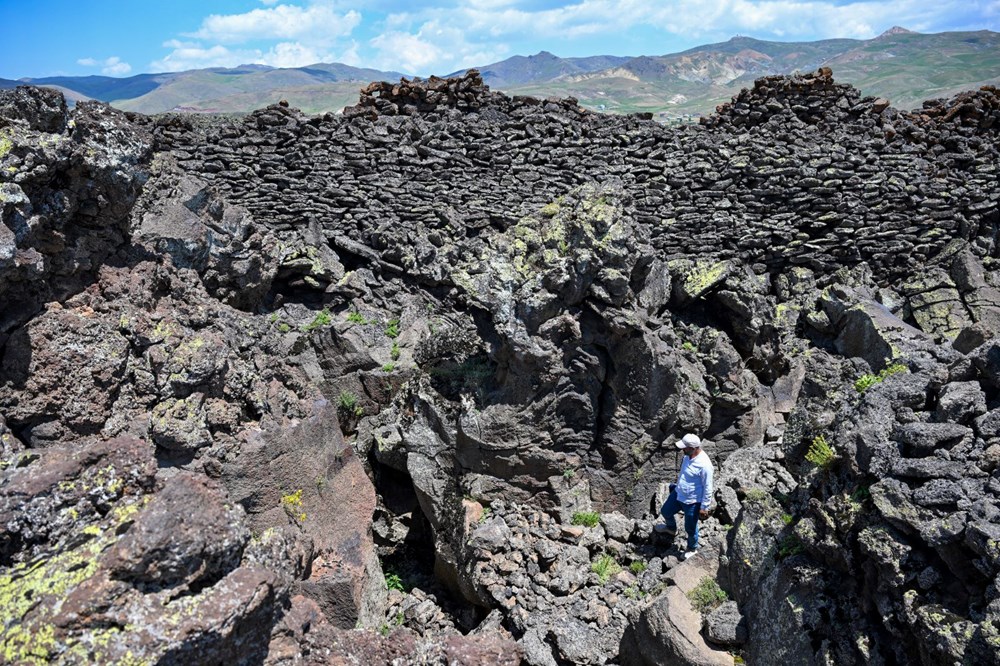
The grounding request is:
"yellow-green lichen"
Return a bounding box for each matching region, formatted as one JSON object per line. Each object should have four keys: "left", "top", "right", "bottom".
{"left": 683, "top": 260, "right": 729, "bottom": 297}
{"left": 0, "top": 495, "right": 151, "bottom": 664}
{"left": 0, "top": 130, "right": 13, "bottom": 160}
{"left": 0, "top": 535, "right": 106, "bottom": 661}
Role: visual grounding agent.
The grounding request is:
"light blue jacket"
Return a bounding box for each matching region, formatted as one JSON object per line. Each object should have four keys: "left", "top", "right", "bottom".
{"left": 675, "top": 450, "right": 714, "bottom": 509}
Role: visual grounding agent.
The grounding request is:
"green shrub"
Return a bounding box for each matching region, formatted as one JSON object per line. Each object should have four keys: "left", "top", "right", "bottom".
{"left": 382, "top": 362, "right": 396, "bottom": 372}
{"left": 385, "top": 318, "right": 400, "bottom": 339}
{"left": 591, "top": 554, "right": 621, "bottom": 584}
{"left": 302, "top": 308, "right": 332, "bottom": 332}
{"left": 805, "top": 434, "right": 835, "bottom": 469}
{"left": 390, "top": 341, "right": 401, "bottom": 360}
{"left": 623, "top": 585, "right": 642, "bottom": 600}
{"left": 571, "top": 511, "right": 600, "bottom": 528}
{"left": 687, "top": 576, "right": 727, "bottom": 614}
{"left": 854, "top": 362, "right": 908, "bottom": 392}
{"left": 385, "top": 572, "right": 405, "bottom": 592}
{"left": 347, "top": 311, "right": 367, "bottom": 324}
{"left": 780, "top": 513, "right": 794, "bottom": 526}
{"left": 337, "top": 390, "right": 363, "bottom": 416}
{"left": 744, "top": 487, "right": 770, "bottom": 503}
{"left": 778, "top": 534, "right": 805, "bottom": 559}
{"left": 854, "top": 373, "right": 878, "bottom": 392}
{"left": 629, "top": 561, "right": 648, "bottom": 574}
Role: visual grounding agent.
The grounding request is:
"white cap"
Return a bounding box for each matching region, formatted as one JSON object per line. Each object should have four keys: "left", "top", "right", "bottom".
{"left": 675, "top": 433, "right": 701, "bottom": 450}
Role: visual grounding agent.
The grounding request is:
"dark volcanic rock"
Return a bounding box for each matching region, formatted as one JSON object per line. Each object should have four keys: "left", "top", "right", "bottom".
{"left": 2, "top": 69, "right": 1000, "bottom": 664}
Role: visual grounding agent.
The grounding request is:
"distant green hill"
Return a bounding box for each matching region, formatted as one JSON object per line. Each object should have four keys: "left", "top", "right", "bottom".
{"left": 498, "top": 28, "right": 1000, "bottom": 119}
{"left": 15, "top": 63, "right": 406, "bottom": 115}
{"left": 10, "top": 28, "right": 1000, "bottom": 118}
{"left": 446, "top": 51, "right": 632, "bottom": 88}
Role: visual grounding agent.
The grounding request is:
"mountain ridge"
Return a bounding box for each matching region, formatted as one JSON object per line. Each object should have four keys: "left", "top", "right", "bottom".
{"left": 2, "top": 29, "right": 998, "bottom": 117}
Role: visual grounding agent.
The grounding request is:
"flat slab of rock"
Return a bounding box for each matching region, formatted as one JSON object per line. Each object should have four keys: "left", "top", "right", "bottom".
{"left": 622, "top": 552, "right": 733, "bottom": 666}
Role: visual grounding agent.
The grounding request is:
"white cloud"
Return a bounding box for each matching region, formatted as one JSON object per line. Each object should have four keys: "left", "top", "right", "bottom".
{"left": 263, "top": 42, "right": 331, "bottom": 68}
{"left": 151, "top": 44, "right": 248, "bottom": 72}
{"left": 370, "top": 19, "right": 508, "bottom": 73}
{"left": 151, "top": 2, "right": 365, "bottom": 73}
{"left": 338, "top": 41, "right": 363, "bottom": 67}
{"left": 102, "top": 57, "right": 132, "bottom": 76}
{"left": 190, "top": 2, "right": 361, "bottom": 45}
{"left": 371, "top": 31, "right": 445, "bottom": 72}
{"left": 150, "top": 0, "right": 999, "bottom": 75}
{"left": 77, "top": 56, "right": 132, "bottom": 76}
{"left": 151, "top": 38, "right": 348, "bottom": 72}
{"left": 369, "top": 0, "right": 995, "bottom": 73}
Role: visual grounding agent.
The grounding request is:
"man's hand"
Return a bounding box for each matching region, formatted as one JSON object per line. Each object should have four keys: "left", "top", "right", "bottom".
{"left": 699, "top": 508, "right": 710, "bottom": 520}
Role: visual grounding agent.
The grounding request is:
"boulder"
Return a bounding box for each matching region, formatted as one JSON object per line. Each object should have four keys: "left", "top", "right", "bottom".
{"left": 222, "top": 401, "right": 385, "bottom": 627}
{"left": 620, "top": 587, "right": 733, "bottom": 666}
{"left": 103, "top": 472, "right": 249, "bottom": 588}
{"left": 704, "top": 601, "right": 747, "bottom": 647}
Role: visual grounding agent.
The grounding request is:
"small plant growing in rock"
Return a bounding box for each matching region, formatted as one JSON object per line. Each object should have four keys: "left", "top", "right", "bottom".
{"left": 302, "top": 308, "right": 332, "bottom": 332}
{"left": 592, "top": 554, "right": 621, "bottom": 584}
{"left": 687, "top": 576, "right": 727, "bottom": 614}
{"left": 682, "top": 341, "right": 697, "bottom": 352}
{"left": 854, "top": 362, "right": 907, "bottom": 392}
{"left": 385, "top": 318, "right": 400, "bottom": 339}
{"left": 778, "top": 534, "right": 805, "bottom": 559}
{"left": 382, "top": 362, "right": 395, "bottom": 372}
{"left": 629, "top": 561, "right": 648, "bottom": 574}
{"left": 478, "top": 507, "right": 492, "bottom": 523}
{"left": 781, "top": 513, "right": 794, "bottom": 526}
{"left": 278, "top": 323, "right": 291, "bottom": 333}
{"left": 805, "top": 434, "right": 836, "bottom": 469}
{"left": 571, "top": 511, "right": 600, "bottom": 528}
{"left": 851, "top": 485, "right": 871, "bottom": 503}
{"left": 562, "top": 467, "right": 575, "bottom": 480}
{"left": 385, "top": 572, "right": 405, "bottom": 592}
{"left": 390, "top": 341, "right": 401, "bottom": 360}
{"left": 347, "top": 311, "right": 367, "bottom": 324}
{"left": 743, "top": 487, "right": 770, "bottom": 503}
{"left": 338, "top": 390, "right": 363, "bottom": 416}
{"left": 280, "top": 489, "right": 306, "bottom": 522}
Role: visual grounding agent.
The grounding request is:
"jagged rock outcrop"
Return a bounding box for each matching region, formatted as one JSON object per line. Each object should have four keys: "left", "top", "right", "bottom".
{"left": 1, "top": 67, "right": 999, "bottom": 664}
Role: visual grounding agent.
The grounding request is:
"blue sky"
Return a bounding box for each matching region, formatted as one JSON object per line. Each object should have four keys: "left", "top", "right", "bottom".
{"left": 2, "top": 0, "right": 998, "bottom": 79}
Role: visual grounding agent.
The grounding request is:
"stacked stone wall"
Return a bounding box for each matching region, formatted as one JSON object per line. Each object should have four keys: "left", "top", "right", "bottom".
{"left": 151, "top": 69, "right": 999, "bottom": 285}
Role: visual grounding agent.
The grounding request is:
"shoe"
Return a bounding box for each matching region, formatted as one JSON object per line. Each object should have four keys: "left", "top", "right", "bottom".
{"left": 653, "top": 523, "right": 677, "bottom": 536}
{"left": 682, "top": 549, "right": 699, "bottom": 560}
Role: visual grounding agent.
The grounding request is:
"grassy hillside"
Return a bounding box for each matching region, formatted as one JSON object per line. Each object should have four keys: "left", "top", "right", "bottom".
{"left": 13, "top": 29, "right": 1000, "bottom": 118}
{"left": 502, "top": 30, "right": 1000, "bottom": 119}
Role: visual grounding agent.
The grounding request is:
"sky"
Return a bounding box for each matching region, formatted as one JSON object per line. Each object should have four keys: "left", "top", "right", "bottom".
{"left": 2, "top": 0, "right": 999, "bottom": 80}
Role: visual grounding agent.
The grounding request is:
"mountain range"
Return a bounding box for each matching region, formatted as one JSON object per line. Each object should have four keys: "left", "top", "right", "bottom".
{"left": 3, "top": 27, "right": 998, "bottom": 118}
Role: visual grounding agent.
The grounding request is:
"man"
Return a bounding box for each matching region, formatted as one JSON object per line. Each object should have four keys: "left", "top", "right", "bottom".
{"left": 655, "top": 433, "right": 714, "bottom": 559}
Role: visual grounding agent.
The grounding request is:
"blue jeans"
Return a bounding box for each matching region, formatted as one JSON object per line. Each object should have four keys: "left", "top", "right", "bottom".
{"left": 660, "top": 490, "right": 701, "bottom": 551}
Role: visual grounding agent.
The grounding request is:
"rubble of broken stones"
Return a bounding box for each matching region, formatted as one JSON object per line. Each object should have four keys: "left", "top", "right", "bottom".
{"left": 377, "top": 495, "right": 738, "bottom": 666}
